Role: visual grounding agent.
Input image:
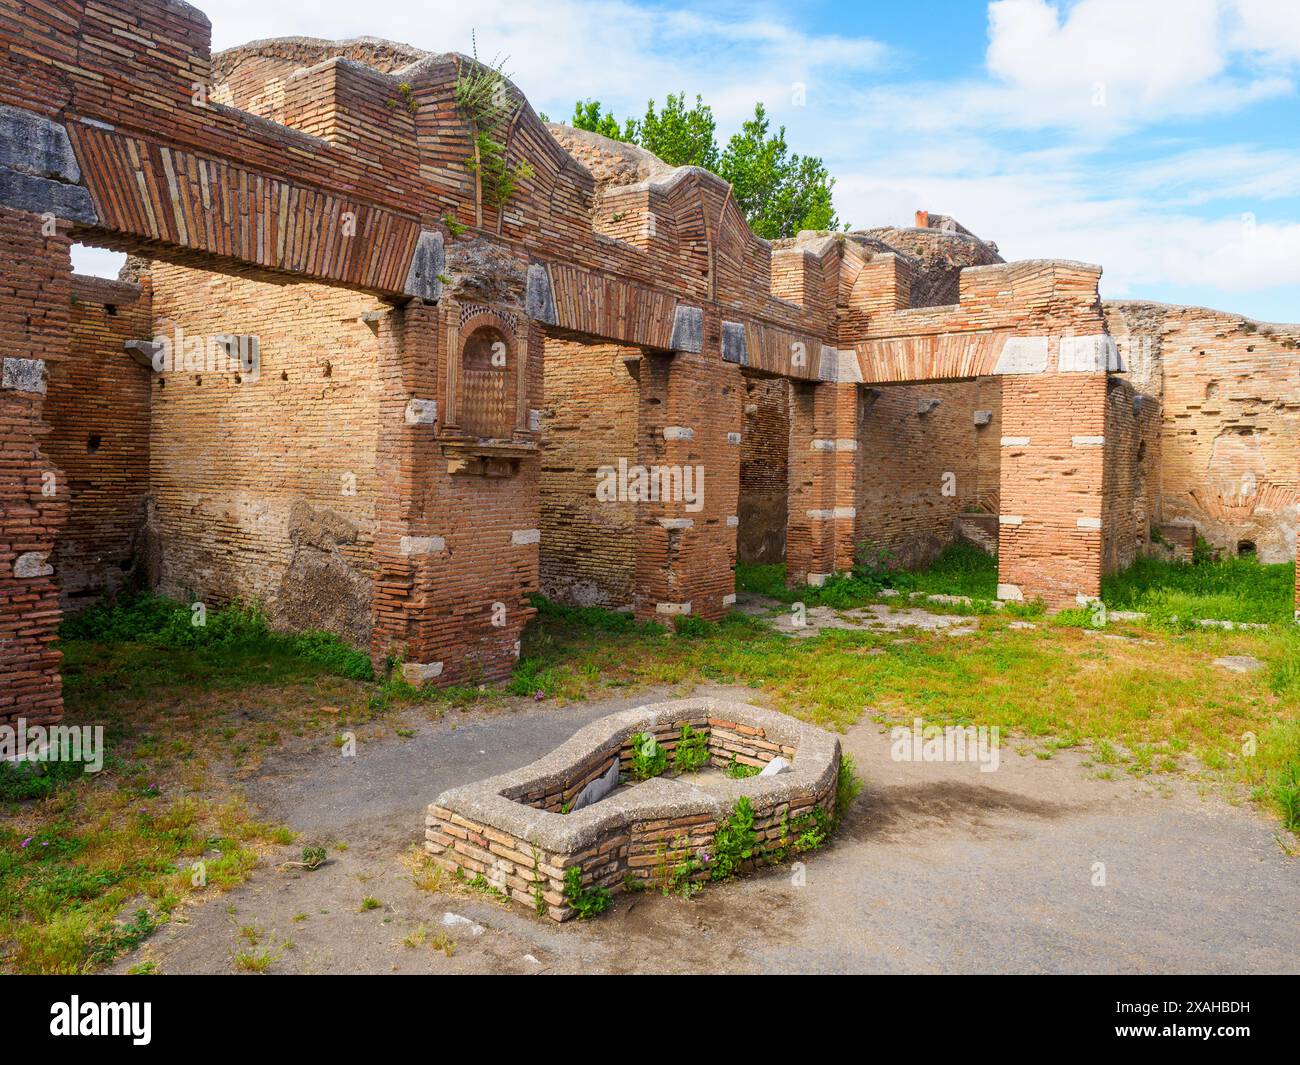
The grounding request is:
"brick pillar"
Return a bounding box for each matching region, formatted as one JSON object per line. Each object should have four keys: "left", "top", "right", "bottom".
{"left": 997, "top": 374, "right": 1107, "bottom": 609}
{"left": 371, "top": 300, "right": 539, "bottom": 683}
{"left": 633, "top": 343, "right": 742, "bottom": 621}
{"left": 0, "top": 206, "right": 72, "bottom": 729}
{"left": 787, "top": 381, "right": 858, "bottom": 586}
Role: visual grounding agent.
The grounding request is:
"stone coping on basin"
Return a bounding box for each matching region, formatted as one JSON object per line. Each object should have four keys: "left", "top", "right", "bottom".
{"left": 425, "top": 697, "right": 842, "bottom": 921}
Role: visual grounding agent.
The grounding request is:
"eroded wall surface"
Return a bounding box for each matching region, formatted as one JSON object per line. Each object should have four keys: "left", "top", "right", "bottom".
{"left": 855, "top": 380, "right": 987, "bottom": 567}
{"left": 1107, "top": 302, "right": 1300, "bottom": 563}
{"left": 146, "top": 262, "right": 383, "bottom": 646}
{"left": 1102, "top": 378, "right": 1162, "bottom": 574}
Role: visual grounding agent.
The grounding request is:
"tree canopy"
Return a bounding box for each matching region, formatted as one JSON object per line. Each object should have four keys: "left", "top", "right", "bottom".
{"left": 569, "top": 94, "right": 841, "bottom": 240}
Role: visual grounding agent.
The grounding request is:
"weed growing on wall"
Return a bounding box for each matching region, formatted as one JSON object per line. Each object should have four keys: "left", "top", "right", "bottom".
{"left": 628, "top": 732, "right": 668, "bottom": 780}
{"left": 724, "top": 755, "right": 760, "bottom": 779}
{"left": 561, "top": 865, "right": 611, "bottom": 918}
{"left": 453, "top": 37, "right": 534, "bottom": 223}
{"left": 835, "top": 754, "right": 863, "bottom": 825}
{"left": 710, "top": 795, "right": 757, "bottom": 881}
{"left": 672, "top": 724, "right": 709, "bottom": 773}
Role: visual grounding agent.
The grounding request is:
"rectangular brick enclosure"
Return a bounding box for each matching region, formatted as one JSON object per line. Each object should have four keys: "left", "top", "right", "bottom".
{"left": 1, "top": 2, "right": 1296, "bottom": 727}
{"left": 425, "top": 698, "right": 842, "bottom": 920}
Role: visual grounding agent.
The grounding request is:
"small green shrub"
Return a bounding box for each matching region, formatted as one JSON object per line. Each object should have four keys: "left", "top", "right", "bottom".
{"left": 58, "top": 593, "right": 373, "bottom": 679}
{"left": 1270, "top": 765, "right": 1300, "bottom": 833}
{"left": 1101, "top": 554, "right": 1293, "bottom": 625}
{"left": 0, "top": 758, "right": 89, "bottom": 802}
{"left": 724, "top": 756, "right": 760, "bottom": 779}
{"left": 834, "top": 753, "right": 862, "bottom": 825}
{"left": 672, "top": 615, "right": 713, "bottom": 638}
{"left": 790, "top": 807, "right": 831, "bottom": 852}
{"left": 710, "top": 796, "right": 757, "bottom": 881}
{"left": 562, "top": 865, "right": 611, "bottom": 918}
{"left": 672, "top": 724, "right": 709, "bottom": 773}
{"left": 628, "top": 732, "right": 668, "bottom": 780}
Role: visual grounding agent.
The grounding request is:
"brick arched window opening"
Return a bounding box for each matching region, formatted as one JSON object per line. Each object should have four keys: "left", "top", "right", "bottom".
{"left": 459, "top": 325, "right": 515, "bottom": 440}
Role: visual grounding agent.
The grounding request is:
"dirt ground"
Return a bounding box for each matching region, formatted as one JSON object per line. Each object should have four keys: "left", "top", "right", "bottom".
{"left": 111, "top": 684, "right": 1300, "bottom": 975}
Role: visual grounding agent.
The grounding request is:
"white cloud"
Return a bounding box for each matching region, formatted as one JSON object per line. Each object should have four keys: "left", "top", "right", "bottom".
{"left": 1229, "top": 0, "right": 1300, "bottom": 64}
{"left": 204, "top": 0, "right": 887, "bottom": 129}
{"left": 71, "top": 244, "right": 126, "bottom": 281}
{"left": 836, "top": 147, "right": 1300, "bottom": 314}
{"left": 835, "top": 0, "right": 1297, "bottom": 137}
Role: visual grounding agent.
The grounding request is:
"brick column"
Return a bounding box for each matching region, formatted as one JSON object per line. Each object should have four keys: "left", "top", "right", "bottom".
{"left": 633, "top": 343, "right": 742, "bottom": 621}
{"left": 371, "top": 300, "right": 539, "bottom": 683}
{"left": 997, "top": 373, "right": 1107, "bottom": 609}
{"left": 787, "top": 381, "right": 858, "bottom": 586}
{"left": 0, "top": 207, "right": 72, "bottom": 729}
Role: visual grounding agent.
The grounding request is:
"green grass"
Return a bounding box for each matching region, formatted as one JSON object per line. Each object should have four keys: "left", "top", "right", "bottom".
{"left": 1, "top": 594, "right": 388, "bottom": 974}
{"left": 0, "top": 785, "right": 278, "bottom": 973}
{"left": 60, "top": 593, "right": 374, "bottom": 680}
{"left": 513, "top": 590, "right": 1300, "bottom": 834}
{"left": 742, "top": 541, "right": 1293, "bottom": 628}
{"left": 879, "top": 541, "right": 998, "bottom": 599}
{"left": 737, "top": 541, "right": 999, "bottom": 608}
{"left": 735, "top": 562, "right": 788, "bottom": 598}
{"left": 9, "top": 556, "right": 1296, "bottom": 975}
{"left": 1101, "top": 555, "right": 1295, "bottom": 625}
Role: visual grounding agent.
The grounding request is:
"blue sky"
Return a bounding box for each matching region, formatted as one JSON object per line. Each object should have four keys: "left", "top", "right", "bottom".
{"left": 76, "top": 0, "right": 1300, "bottom": 322}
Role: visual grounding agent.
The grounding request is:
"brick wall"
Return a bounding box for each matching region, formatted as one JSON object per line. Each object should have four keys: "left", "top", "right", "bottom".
{"left": 0, "top": 206, "right": 71, "bottom": 729}
{"left": 633, "top": 336, "right": 742, "bottom": 620}
{"left": 998, "top": 374, "right": 1107, "bottom": 607}
{"left": 44, "top": 276, "right": 153, "bottom": 611}
{"left": 539, "top": 336, "right": 639, "bottom": 609}
{"left": 1102, "top": 378, "right": 1162, "bottom": 574}
{"left": 145, "top": 262, "right": 383, "bottom": 646}
{"left": 974, "top": 376, "right": 1002, "bottom": 514}
{"left": 369, "top": 300, "right": 540, "bottom": 685}
{"left": 856, "top": 380, "right": 985, "bottom": 567}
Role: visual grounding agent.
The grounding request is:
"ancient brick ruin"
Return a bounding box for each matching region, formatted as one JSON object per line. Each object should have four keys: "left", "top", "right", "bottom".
{"left": 426, "top": 697, "right": 841, "bottom": 919}
{"left": 1, "top": 1, "right": 1296, "bottom": 729}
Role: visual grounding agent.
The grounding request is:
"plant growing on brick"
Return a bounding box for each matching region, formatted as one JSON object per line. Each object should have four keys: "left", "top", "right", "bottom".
{"left": 453, "top": 40, "right": 534, "bottom": 225}
{"left": 710, "top": 795, "right": 757, "bottom": 881}
{"left": 672, "top": 724, "right": 709, "bottom": 773}
{"left": 653, "top": 834, "right": 702, "bottom": 898}
{"left": 628, "top": 732, "right": 668, "bottom": 780}
{"left": 834, "top": 753, "right": 862, "bottom": 826}
{"left": 531, "top": 848, "right": 547, "bottom": 916}
{"left": 562, "top": 865, "right": 611, "bottom": 918}
{"left": 724, "top": 755, "right": 760, "bottom": 779}
{"left": 790, "top": 807, "right": 831, "bottom": 853}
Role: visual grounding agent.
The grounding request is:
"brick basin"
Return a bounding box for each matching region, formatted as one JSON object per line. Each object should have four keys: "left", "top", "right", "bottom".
{"left": 425, "top": 698, "right": 842, "bottom": 921}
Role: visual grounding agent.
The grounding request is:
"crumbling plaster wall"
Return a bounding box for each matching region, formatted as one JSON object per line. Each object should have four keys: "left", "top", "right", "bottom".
{"left": 738, "top": 375, "right": 790, "bottom": 565}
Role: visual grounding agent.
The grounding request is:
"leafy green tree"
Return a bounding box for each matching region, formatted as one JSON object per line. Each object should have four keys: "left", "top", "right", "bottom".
{"left": 717, "top": 104, "right": 838, "bottom": 239}
{"left": 566, "top": 94, "right": 840, "bottom": 238}
{"left": 634, "top": 92, "right": 718, "bottom": 171}
{"left": 570, "top": 100, "right": 635, "bottom": 142}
